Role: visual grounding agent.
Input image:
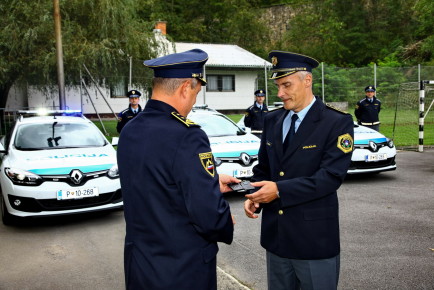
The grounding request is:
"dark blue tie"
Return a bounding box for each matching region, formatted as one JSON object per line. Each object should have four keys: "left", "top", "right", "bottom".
{"left": 283, "top": 114, "right": 298, "bottom": 150}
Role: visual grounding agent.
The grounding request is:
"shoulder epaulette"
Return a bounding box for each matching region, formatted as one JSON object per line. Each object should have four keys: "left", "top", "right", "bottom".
{"left": 326, "top": 103, "right": 349, "bottom": 115}
{"left": 120, "top": 108, "right": 129, "bottom": 114}
{"left": 171, "top": 112, "right": 200, "bottom": 127}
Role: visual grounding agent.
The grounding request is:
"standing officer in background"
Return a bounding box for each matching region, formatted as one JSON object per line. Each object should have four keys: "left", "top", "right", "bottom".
{"left": 354, "top": 85, "right": 381, "bottom": 131}
{"left": 244, "top": 51, "right": 354, "bottom": 290}
{"left": 244, "top": 89, "right": 269, "bottom": 138}
{"left": 117, "top": 49, "right": 236, "bottom": 290}
{"left": 116, "top": 89, "right": 142, "bottom": 133}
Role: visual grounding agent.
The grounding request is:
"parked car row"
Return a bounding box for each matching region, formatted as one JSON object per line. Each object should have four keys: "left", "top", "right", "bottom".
{"left": 0, "top": 106, "right": 396, "bottom": 225}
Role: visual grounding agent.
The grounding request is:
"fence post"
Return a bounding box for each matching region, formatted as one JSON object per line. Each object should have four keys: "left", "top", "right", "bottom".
{"left": 419, "top": 81, "right": 425, "bottom": 152}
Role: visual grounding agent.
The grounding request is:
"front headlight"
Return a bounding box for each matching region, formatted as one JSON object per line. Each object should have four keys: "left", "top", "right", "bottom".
{"left": 107, "top": 164, "right": 119, "bottom": 178}
{"left": 387, "top": 139, "right": 394, "bottom": 148}
{"left": 5, "top": 167, "right": 43, "bottom": 186}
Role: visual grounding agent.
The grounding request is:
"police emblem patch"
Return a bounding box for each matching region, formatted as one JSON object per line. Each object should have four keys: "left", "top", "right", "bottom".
{"left": 199, "top": 152, "right": 215, "bottom": 177}
{"left": 337, "top": 133, "right": 353, "bottom": 153}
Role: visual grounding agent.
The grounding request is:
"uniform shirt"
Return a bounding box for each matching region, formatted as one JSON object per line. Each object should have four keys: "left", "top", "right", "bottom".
{"left": 244, "top": 102, "right": 269, "bottom": 131}
{"left": 117, "top": 99, "right": 233, "bottom": 289}
{"left": 116, "top": 104, "right": 142, "bottom": 133}
{"left": 354, "top": 97, "right": 381, "bottom": 125}
{"left": 252, "top": 97, "right": 354, "bottom": 260}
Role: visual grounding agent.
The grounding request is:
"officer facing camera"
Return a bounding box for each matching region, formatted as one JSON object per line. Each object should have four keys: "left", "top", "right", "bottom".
{"left": 116, "top": 90, "right": 142, "bottom": 133}
{"left": 355, "top": 85, "right": 381, "bottom": 131}
{"left": 117, "top": 49, "right": 237, "bottom": 290}
{"left": 244, "top": 50, "right": 354, "bottom": 290}
{"left": 244, "top": 89, "right": 268, "bottom": 138}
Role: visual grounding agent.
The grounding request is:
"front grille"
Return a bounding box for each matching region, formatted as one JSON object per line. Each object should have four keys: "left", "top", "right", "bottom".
{"left": 349, "top": 156, "right": 396, "bottom": 170}
{"left": 8, "top": 190, "right": 122, "bottom": 212}
{"left": 41, "top": 170, "right": 110, "bottom": 187}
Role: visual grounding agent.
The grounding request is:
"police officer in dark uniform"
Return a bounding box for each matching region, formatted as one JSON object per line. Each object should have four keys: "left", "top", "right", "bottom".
{"left": 117, "top": 49, "right": 236, "bottom": 290}
{"left": 244, "top": 89, "right": 269, "bottom": 138}
{"left": 244, "top": 51, "right": 354, "bottom": 290}
{"left": 116, "top": 90, "right": 142, "bottom": 133}
{"left": 355, "top": 85, "right": 381, "bottom": 131}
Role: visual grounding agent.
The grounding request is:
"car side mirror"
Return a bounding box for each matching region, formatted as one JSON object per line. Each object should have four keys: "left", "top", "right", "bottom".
{"left": 111, "top": 137, "right": 119, "bottom": 146}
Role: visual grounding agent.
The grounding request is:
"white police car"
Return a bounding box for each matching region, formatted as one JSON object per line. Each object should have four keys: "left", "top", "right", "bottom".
{"left": 0, "top": 110, "right": 122, "bottom": 225}
{"left": 349, "top": 122, "right": 396, "bottom": 174}
{"left": 188, "top": 106, "right": 260, "bottom": 179}
{"left": 237, "top": 115, "right": 397, "bottom": 174}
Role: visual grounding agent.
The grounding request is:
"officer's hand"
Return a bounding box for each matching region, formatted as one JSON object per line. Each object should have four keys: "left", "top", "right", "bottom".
{"left": 245, "top": 181, "right": 278, "bottom": 204}
{"left": 219, "top": 174, "right": 241, "bottom": 193}
{"left": 244, "top": 199, "right": 259, "bottom": 219}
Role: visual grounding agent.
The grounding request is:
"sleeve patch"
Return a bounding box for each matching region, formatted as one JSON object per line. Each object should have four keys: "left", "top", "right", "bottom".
{"left": 171, "top": 112, "right": 200, "bottom": 127}
{"left": 337, "top": 133, "right": 353, "bottom": 153}
{"left": 199, "top": 152, "right": 215, "bottom": 177}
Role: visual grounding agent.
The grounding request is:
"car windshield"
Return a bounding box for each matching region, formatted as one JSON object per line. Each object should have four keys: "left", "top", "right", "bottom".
{"left": 190, "top": 113, "right": 245, "bottom": 137}
{"left": 14, "top": 122, "right": 107, "bottom": 150}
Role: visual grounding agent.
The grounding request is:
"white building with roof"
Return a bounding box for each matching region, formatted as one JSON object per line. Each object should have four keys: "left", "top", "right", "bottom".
{"left": 172, "top": 42, "right": 271, "bottom": 111}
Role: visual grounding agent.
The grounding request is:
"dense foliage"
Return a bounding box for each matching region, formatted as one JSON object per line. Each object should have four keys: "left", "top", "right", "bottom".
{"left": 1, "top": 0, "right": 433, "bottom": 108}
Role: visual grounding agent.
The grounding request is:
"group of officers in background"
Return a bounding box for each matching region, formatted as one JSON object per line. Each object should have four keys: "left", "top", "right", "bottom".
{"left": 243, "top": 84, "right": 381, "bottom": 134}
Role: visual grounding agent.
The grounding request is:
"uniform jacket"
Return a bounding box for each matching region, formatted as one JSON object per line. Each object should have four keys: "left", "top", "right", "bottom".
{"left": 244, "top": 103, "right": 269, "bottom": 132}
{"left": 354, "top": 97, "right": 381, "bottom": 125}
{"left": 116, "top": 104, "right": 142, "bottom": 133}
{"left": 253, "top": 97, "right": 354, "bottom": 260}
{"left": 117, "top": 99, "right": 233, "bottom": 290}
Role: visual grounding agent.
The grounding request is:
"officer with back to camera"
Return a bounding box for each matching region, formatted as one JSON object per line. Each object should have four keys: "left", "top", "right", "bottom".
{"left": 117, "top": 49, "right": 237, "bottom": 290}
{"left": 244, "top": 89, "right": 269, "bottom": 138}
{"left": 116, "top": 89, "right": 142, "bottom": 133}
{"left": 354, "top": 85, "right": 381, "bottom": 131}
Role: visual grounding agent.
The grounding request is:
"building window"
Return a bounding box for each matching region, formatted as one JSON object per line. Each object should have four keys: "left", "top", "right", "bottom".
{"left": 110, "top": 78, "right": 128, "bottom": 98}
{"left": 206, "top": 75, "right": 235, "bottom": 92}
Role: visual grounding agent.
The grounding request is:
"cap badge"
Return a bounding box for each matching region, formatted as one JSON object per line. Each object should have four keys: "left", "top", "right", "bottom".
{"left": 271, "top": 56, "right": 278, "bottom": 66}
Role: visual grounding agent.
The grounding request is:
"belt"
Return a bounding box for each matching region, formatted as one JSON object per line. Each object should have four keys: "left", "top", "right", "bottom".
{"left": 360, "top": 121, "right": 380, "bottom": 125}
{"left": 251, "top": 130, "right": 263, "bottom": 134}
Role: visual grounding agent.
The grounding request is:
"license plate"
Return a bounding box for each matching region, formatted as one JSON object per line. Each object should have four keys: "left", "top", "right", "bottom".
{"left": 365, "top": 153, "right": 387, "bottom": 162}
{"left": 234, "top": 169, "right": 253, "bottom": 178}
{"left": 57, "top": 187, "right": 99, "bottom": 200}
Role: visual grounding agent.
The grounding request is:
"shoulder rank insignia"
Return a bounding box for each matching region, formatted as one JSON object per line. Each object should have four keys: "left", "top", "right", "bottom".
{"left": 326, "top": 103, "right": 349, "bottom": 114}
{"left": 171, "top": 112, "right": 199, "bottom": 127}
{"left": 199, "top": 152, "right": 215, "bottom": 177}
{"left": 337, "top": 133, "right": 353, "bottom": 153}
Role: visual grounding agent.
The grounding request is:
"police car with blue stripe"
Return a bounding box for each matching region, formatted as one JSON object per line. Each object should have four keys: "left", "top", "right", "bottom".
{"left": 0, "top": 110, "right": 122, "bottom": 225}
{"left": 188, "top": 106, "right": 260, "bottom": 180}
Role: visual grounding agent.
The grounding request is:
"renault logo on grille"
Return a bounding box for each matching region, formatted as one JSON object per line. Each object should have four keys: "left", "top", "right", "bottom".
{"left": 240, "top": 152, "right": 252, "bottom": 166}
{"left": 70, "top": 169, "right": 84, "bottom": 185}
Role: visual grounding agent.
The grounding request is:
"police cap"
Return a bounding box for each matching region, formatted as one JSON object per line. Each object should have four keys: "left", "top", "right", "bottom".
{"left": 365, "top": 86, "right": 376, "bottom": 92}
{"left": 127, "top": 90, "right": 142, "bottom": 98}
{"left": 255, "top": 89, "right": 266, "bottom": 97}
{"left": 268, "top": 51, "right": 319, "bottom": 80}
{"left": 143, "top": 49, "right": 208, "bottom": 85}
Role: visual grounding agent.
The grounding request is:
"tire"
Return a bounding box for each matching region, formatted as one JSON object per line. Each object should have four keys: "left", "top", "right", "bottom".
{"left": 1, "top": 192, "right": 15, "bottom": 226}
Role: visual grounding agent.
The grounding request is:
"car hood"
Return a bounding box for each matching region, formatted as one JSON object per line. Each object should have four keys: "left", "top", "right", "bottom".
{"left": 6, "top": 146, "right": 117, "bottom": 175}
{"left": 209, "top": 134, "right": 260, "bottom": 158}
{"left": 354, "top": 124, "right": 388, "bottom": 145}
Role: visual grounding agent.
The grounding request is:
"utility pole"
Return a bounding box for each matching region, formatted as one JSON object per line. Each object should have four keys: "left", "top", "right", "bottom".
{"left": 53, "top": 0, "right": 66, "bottom": 110}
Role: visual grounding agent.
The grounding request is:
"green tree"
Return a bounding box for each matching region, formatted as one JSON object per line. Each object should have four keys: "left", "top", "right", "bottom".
{"left": 140, "top": 0, "right": 270, "bottom": 57}
{"left": 0, "top": 0, "right": 156, "bottom": 109}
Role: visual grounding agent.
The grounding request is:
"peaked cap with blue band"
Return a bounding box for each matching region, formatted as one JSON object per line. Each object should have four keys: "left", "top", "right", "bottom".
{"left": 268, "top": 51, "right": 320, "bottom": 80}
{"left": 143, "top": 49, "right": 208, "bottom": 85}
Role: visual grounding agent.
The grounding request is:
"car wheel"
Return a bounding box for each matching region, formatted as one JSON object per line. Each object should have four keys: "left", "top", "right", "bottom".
{"left": 1, "top": 192, "right": 15, "bottom": 226}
